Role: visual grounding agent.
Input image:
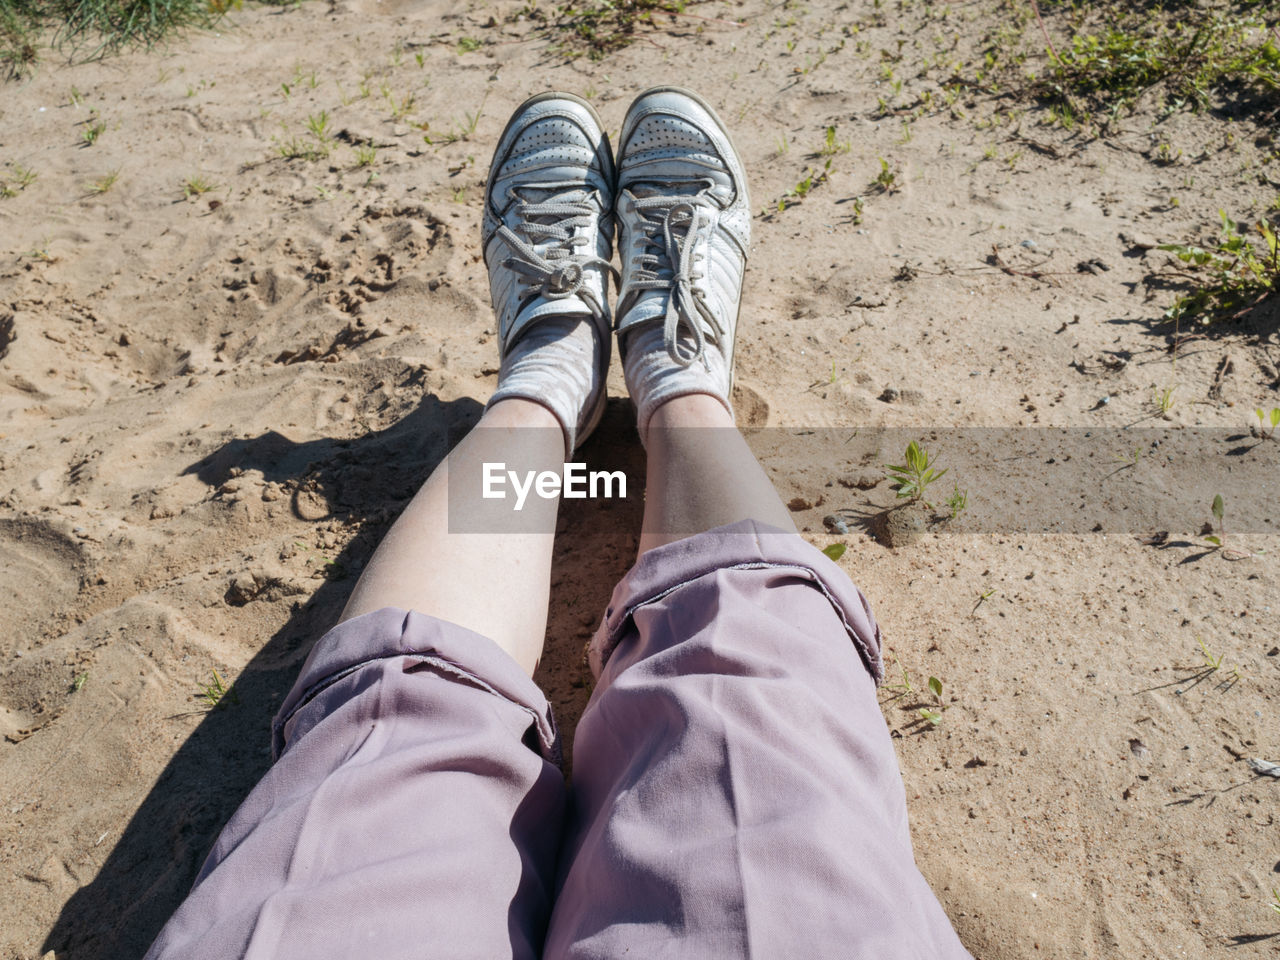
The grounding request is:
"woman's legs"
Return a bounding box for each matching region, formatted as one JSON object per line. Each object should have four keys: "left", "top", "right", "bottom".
{"left": 340, "top": 397, "right": 563, "bottom": 675}
{"left": 545, "top": 87, "right": 973, "bottom": 959}
{"left": 638, "top": 393, "right": 794, "bottom": 556}
{"left": 145, "top": 93, "right": 621, "bottom": 960}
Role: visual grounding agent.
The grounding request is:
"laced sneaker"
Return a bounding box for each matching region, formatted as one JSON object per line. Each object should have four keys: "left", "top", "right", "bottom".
{"left": 613, "top": 86, "right": 750, "bottom": 443}
{"left": 482, "top": 92, "right": 618, "bottom": 454}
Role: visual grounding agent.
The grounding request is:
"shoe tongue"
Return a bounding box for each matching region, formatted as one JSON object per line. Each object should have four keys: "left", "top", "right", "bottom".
{"left": 627, "top": 163, "right": 733, "bottom": 202}
{"left": 629, "top": 179, "right": 704, "bottom": 200}
{"left": 517, "top": 182, "right": 588, "bottom": 203}
{"left": 616, "top": 290, "right": 668, "bottom": 334}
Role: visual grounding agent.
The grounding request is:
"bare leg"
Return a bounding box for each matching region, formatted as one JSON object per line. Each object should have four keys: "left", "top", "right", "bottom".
{"left": 340, "top": 398, "right": 562, "bottom": 675}
{"left": 638, "top": 394, "right": 795, "bottom": 557}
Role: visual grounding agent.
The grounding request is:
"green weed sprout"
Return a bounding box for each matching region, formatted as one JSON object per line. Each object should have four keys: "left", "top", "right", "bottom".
{"left": 182, "top": 175, "right": 217, "bottom": 198}
{"left": 88, "top": 169, "right": 120, "bottom": 193}
{"left": 1204, "top": 493, "right": 1225, "bottom": 548}
{"left": 1159, "top": 210, "right": 1279, "bottom": 325}
{"left": 885, "top": 440, "right": 947, "bottom": 507}
{"left": 945, "top": 483, "right": 968, "bottom": 519}
{"left": 874, "top": 157, "right": 897, "bottom": 192}
{"left": 819, "top": 125, "right": 850, "bottom": 156}
{"left": 197, "top": 669, "right": 239, "bottom": 709}
{"left": 1255, "top": 407, "right": 1279, "bottom": 440}
{"left": 306, "top": 110, "right": 333, "bottom": 144}
{"left": 919, "top": 676, "right": 944, "bottom": 726}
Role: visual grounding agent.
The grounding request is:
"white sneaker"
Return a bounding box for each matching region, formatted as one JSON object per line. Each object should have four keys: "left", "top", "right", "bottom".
{"left": 482, "top": 92, "right": 618, "bottom": 453}
{"left": 613, "top": 86, "right": 750, "bottom": 441}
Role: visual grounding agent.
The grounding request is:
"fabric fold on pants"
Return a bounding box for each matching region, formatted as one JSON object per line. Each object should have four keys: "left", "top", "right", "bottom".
{"left": 586, "top": 518, "right": 884, "bottom": 684}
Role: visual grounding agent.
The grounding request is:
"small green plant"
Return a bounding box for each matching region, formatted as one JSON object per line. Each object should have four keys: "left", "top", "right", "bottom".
{"left": 918, "top": 675, "right": 945, "bottom": 727}
{"left": 0, "top": 163, "right": 36, "bottom": 198}
{"left": 1159, "top": 209, "right": 1279, "bottom": 324}
{"left": 22, "top": 238, "right": 57, "bottom": 262}
{"left": 1198, "top": 635, "right": 1224, "bottom": 671}
{"left": 775, "top": 158, "right": 832, "bottom": 213}
{"left": 456, "top": 35, "right": 482, "bottom": 53}
{"left": 82, "top": 120, "right": 105, "bottom": 145}
{"left": 276, "top": 135, "right": 330, "bottom": 162}
{"left": 182, "top": 174, "right": 217, "bottom": 198}
{"left": 197, "top": 669, "right": 239, "bottom": 709}
{"left": 72, "top": 671, "right": 88, "bottom": 692}
{"left": 387, "top": 91, "right": 416, "bottom": 120}
{"left": 775, "top": 130, "right": 790, "bottom": 155}
{"left": 945, "top": 483, "right": 968, "bottom": 519}
{"left": 884, "top": 653, "right": 914, "bottom": 696}
{"left": 885, "top": 440, "right": 947, "bottom": 506}
{"left": 1204, "top": 493, "right": 1226, "bottom": 548}
{"left": 818, "top": 124, "right": 850, "bottom": 156}
{"left": 1114, "top": 445, "right": 1143, "bottom": 471}
{"left": 874, "top": 157, "right": 897, "bottom": 192}
{"left": 1153, "top": 385, "right": 1176, "bottom": 415}
{"left": 1151, "top": 142, "right": 1181, "bottom": 166}
{"left": 847, "top": 195, "right": 865, "bottom": 225}
{"left": 1191, "top": 635, "right": 1241, "bottom": 685}
{"left": 1255, "top": 407, "right": 1280, "bottom": 440}
{"left": 88, "top": 169, "right": 120, "bottom": 193}
{"left": 1269, "top": 888, "right": 1280, "bottom": 916}
{"left": 306, "top": 110, "right": 333, "bottom": 144}
{"left": 423, "top": 96, "right": 487, "bottom": 147}
{"left": 354, "top": 144, "right": 378, "bottom": 167}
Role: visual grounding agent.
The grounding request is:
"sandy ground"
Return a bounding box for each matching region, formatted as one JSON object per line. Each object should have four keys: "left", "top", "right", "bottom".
{"left": 1, "top": 0, "right": 1279, "bottom": 956}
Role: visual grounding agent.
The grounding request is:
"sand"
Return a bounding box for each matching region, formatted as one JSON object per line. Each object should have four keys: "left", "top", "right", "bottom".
{"left": 1, "top": 0, "right": 1278, "bottom": 956}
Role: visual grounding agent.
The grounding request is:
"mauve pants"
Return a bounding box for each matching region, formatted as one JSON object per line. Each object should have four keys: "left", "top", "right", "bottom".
{"left": 145, "top": 521, "right": 973, "bottom": 959}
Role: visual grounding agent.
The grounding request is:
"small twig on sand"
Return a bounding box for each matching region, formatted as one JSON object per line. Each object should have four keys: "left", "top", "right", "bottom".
{"left": 987, "top": 245, "right": 1064, "bottom": 285}
{"left": 1028, "top": 0, "right": 1062, "bottom": 65}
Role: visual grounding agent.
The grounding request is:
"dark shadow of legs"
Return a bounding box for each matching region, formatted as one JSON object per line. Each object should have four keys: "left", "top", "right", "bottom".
{"left": 535, "top": 398, "right": 645, "bottom": 778}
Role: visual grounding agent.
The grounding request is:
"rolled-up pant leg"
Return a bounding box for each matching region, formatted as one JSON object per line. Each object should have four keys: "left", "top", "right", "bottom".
{"left": 545, "top": 520, "right": 972, "bottom": 960}
{"left": 145, "top": 607, "right": 565, "bottom": 960}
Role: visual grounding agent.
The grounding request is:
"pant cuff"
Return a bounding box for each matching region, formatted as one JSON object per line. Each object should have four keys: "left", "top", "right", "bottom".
{"left": 272, "top": 606, "right": 561, "bottom": 767}
{"left": 587, "top": 519, "right": 882, "bottom": 683}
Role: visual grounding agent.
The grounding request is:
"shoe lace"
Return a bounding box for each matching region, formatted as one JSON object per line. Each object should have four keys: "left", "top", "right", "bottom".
{"left": 626, "top": 187, "right": 723, "bottom": 368}
{"left": 495, "top": 183, "right": 619, "bottom": 321}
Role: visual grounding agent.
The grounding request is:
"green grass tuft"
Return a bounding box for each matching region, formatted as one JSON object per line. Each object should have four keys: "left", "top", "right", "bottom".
{"left": 1030, "top": 4, "right": 1280, "bottom": 124}
{"left": 2, "top": 0, "right": 232, "bottom": 76}
{"left": 542, "top": 0, "right": 689, "bottom": 61}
